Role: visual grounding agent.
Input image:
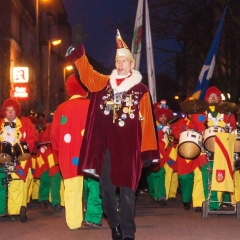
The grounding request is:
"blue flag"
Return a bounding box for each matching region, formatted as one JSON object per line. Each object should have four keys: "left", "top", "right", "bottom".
{"left": 192, "top": 6, "right": 228, "bottom": 100}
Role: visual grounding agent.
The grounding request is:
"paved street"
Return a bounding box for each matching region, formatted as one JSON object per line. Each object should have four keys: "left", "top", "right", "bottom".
{"left": 1, "top": 192, "right": 240, "bottom": 240}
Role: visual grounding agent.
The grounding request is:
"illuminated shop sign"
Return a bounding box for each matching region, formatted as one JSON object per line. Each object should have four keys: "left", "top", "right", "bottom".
{"left": 13, "top": 84, "right": 29, "bottom": 99}
{"left": 13, "top": 67, "right": 29, "bottom": 83}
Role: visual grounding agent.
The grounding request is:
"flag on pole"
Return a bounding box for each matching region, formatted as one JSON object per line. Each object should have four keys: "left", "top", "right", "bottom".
{"left": 131, "top": 0, "right": 143, "bottom": 71}
{"left": 211, "top": 132, "right": 236, "bottom": 192}
{"left": 192, "top": 6, "right": 228, "bottom": 100}
{"left": 145, "top": 0, "right": 157, "bottom": 103}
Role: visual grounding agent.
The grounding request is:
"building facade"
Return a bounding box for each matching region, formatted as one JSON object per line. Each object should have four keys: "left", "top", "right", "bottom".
{"left": 0, "top": 0, "right": 72, "bottom": 115}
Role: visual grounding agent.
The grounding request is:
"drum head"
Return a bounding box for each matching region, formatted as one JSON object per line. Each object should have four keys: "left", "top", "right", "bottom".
{"left": 204, "top": 137, "right": 215, "bottom": 153}
{"left": 0, "top": 141, "right": 12, "bottom": 163}
{"left": 178, "top": 142, "right": 201, "bottom": 159}
{"left": 234, "top": 140, "right": 240, "bottom": 153}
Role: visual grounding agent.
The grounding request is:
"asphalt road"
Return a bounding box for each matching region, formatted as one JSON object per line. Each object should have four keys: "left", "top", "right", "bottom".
{"left": 1, "top": 192, "right": 240, "bottom": 240}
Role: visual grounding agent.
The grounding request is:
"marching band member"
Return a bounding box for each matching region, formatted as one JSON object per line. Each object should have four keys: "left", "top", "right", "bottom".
{"left": 189, "top": 86, "right": 236, "bottom": 211}
{"left": 37, "top": 114, "right": 62, "bottom": 211}
{"left": 0, "top": 98, "right": 37, "bottom": 218}
{"left": 147, "top": 100, "right": 178, "bottom": 205}
{"left": 66, "top": 28, "right": 159, "bottom": 240}
{"left": 171, "top": 97, "right": 204, "bottom": 212}
{"left": 27, "top": 115, "right": 39, "bottom": 202}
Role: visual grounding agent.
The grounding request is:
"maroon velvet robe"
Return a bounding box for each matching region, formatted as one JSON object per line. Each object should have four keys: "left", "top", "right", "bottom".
{"left": 67, "top": 44, "right": 159, "bottom": 190}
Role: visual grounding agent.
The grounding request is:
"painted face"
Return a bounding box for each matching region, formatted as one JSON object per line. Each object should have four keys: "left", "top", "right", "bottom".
{"left": 115, "top": 57, "right": 134, "bottom": 76}
{"left": 207, "top": 93, "right": 219, "bottom": 104}
{"left": 5, "top": 106, "right": 16, "bottom": 122}
{"left": 158, "top": 114, "right": 167, "bottom": 125}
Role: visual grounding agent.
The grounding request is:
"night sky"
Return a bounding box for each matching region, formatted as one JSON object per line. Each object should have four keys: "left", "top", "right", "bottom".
{"left": 61, "top": 0, "right": 134, "bottom": 69}
{"left": 61, "top": 0, "right": 180, "bottom": 80}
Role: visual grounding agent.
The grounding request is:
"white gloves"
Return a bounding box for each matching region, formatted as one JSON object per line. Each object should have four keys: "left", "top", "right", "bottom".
{"left": 162, "top": 125, "right": 170, "bottom": 134}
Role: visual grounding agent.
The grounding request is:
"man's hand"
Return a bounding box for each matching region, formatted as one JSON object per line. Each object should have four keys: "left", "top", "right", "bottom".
{"left": 72, "top": 24, "right": 87, "bottom": 48}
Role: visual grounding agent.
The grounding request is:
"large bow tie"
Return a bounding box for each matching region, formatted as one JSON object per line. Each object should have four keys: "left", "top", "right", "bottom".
{"left": 4, "top": 122, "right": 16, "bottom": 128}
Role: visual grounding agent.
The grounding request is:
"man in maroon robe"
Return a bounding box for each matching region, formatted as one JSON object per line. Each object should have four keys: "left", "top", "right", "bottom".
{"left": 66, "top": 28, "right": 159, "bottom": 240}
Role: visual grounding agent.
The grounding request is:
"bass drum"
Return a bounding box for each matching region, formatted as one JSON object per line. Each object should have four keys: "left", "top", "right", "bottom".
{"left": 178, "top": 129, "right": 203, "bottom": 159}
{"left": 203, "top": 126, "right": 225, "bottom": 153}
{"left": 13, "top": 142, "right": 31, "bottom": 161}
{"left": 0, "top": 141, "right": 12, "bottom": 163}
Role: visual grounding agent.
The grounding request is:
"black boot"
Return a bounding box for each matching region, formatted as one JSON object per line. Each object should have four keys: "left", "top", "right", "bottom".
{"left": 183, "top": 202, "right": 190, "bottom": 210}
{"left": 111, "top": 225, "right": 122, "bottom": 240}
{"left": 195, "top": 207, "right": 202, "bottom": 212}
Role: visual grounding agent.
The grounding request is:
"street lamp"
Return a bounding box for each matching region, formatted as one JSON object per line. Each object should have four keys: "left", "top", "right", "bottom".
{"left": 63, "top": 65, "right": 73, "bottom": 100}
{"left": 35, "top": 0, "right": 39, "bottom": 108}
{"left": 45, "top": 39, "right": 61, "bottom": 114}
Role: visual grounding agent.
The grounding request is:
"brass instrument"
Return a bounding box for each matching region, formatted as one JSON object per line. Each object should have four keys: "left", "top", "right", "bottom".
{"left": 166, "top": 116, "right": 180, "bottom": 142}
{"left": 164, "top": 123, "right": 174, "bottom": 142}
{"left": 167, "top": 133, "right": 175, "bottom": 142}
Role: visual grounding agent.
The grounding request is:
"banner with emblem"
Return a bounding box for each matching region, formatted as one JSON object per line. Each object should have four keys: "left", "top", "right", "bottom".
{"left": 131, "top": 0, "right": 143, "bottom": 71}
{"left": 211, "top": 132, "right": 236, "bottom": 192}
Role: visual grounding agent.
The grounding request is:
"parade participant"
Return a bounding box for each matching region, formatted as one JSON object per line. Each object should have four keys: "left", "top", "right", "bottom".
{"left": 50, "top": 73, "right": 89, "bottom": 230}
{"left": 65, "top": 27, "right": 159, "bottom": 240}
{"left": 189, "top": 86, "right": 236, "bottom": 211}
{"left": 27, "top": 115, "right": 39, "bottom": 202}
{"left": 37, "top": 113, "right": 62, "bottom": 211}
{"left": 147, "top": 100, "right": 177, "bottom": 205}
{"left": 0, "top": 98, "right": 37, "bottom": 217}
{"left": 36, "top": 113, "right": 45, "bottom": 133}
{"left": 171, "top": 97, "right": 204, "bottom": 212}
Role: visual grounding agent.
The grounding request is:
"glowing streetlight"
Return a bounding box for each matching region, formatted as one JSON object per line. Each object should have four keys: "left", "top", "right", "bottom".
{"left": 63, "top": 65, "right": 74, "bottom": 100}
{"left": 52, "top": 39, "right": 62, "bottom": 46}
{"left": 66, "top": 66, "right": 73, "bottom": 71}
